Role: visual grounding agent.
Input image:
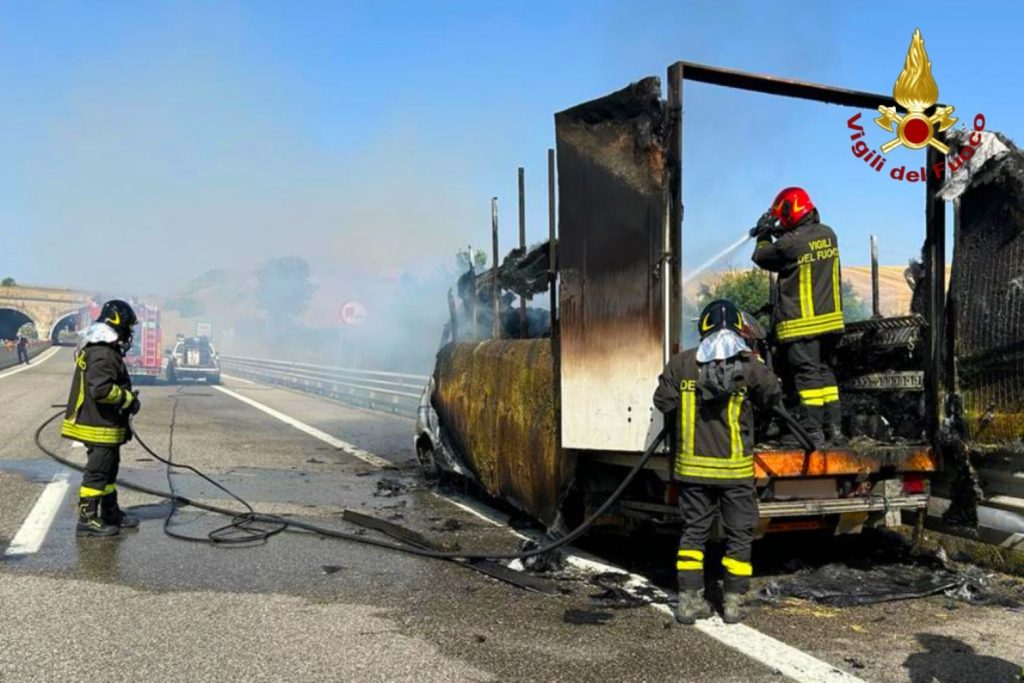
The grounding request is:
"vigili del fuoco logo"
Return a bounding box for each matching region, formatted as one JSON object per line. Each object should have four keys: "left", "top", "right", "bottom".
{"left": 846, "top": 28, "right": 987, "bottom": 183}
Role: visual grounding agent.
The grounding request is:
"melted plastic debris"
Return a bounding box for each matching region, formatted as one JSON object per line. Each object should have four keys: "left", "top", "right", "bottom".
{"left": 518, "top": 539, "right": 565, "bottom": 573}
{"left": 756, "top": 562, "right": 999, "bottom": 607}
{"left": 374, "top": 478, "right": 412, "bottom": 497}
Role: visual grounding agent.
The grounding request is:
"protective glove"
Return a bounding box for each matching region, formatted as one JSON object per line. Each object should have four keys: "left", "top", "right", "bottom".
{"left": 127, "top": 390, "right": 142, "bottom": 416}
{"left": 749, "top": 211, "right": 777, "bottom": 239}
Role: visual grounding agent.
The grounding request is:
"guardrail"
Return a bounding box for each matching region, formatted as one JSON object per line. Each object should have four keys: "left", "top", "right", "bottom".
{"left": 219, "top": 355, "right": 428, "bottom": 418}
{"left": 0, "top": 341, "right": 52, "bottom": 372}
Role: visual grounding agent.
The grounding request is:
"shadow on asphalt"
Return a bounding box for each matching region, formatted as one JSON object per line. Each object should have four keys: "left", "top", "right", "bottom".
{"left": 902, "top": 633, "right": 1020, "bottom": 683}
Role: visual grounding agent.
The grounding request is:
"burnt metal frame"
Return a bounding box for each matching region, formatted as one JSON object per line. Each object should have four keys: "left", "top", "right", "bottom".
{"left": 666, "top": 60, "right": 946, "bottom": 441}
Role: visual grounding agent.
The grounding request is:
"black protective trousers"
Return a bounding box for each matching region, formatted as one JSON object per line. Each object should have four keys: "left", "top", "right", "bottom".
{"left": 778, "top": 334, "right": 841, "bottom": 422}
{"left": 81, "top": 445, "right": 121, "bottom": 497}
{"left": 677, "top": 481, "right": 757, "bottom": 594}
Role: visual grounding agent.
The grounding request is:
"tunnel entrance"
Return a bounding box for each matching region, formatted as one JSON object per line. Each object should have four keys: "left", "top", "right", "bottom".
{"left": 50, "top": 312, "right": 79, "bottom": 345}
{"left": 0, "top": 308, "right": 35, "bottom": 341}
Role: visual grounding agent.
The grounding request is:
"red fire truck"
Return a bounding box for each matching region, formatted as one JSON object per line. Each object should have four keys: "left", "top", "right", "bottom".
{"left": 79, "top": 300, "right": 163, "bottom": 383}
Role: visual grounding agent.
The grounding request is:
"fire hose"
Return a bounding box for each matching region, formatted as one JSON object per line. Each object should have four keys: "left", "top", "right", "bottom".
{"left": 34, "top": 409, "right": 666, "bottom": 563}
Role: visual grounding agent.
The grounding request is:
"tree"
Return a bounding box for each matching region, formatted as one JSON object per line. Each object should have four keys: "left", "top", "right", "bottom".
{"left": 697, "top": 269, "right": 772, "bottom": 326}
{"left": 841, "top": 281, "right": 870, "bottom": 323}
{"left": 17, "top": 323, "right": 37, "bottom": 339}
{"left": 255, "top": 256, "right": 315, "bottom": 319}
{"left": 1, "top": 277, "right": 15, "bottom": 287}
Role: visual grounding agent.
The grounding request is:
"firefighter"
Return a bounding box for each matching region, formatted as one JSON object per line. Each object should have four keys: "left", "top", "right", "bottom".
{"left": 751, "top": 186, "right": 845, "bottom": 448}
{"left": 61, "top": 299, "right": 142, "bottom": 537}
{"left": 654, "top": 299, "right": 783, "bottom": 625}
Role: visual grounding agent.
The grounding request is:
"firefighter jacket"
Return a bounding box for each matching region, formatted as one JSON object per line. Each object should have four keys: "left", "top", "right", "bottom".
{"left": 653, "top": 349, "right": 782, "bottom": 485}
{"left": 62, "top": 334, "right": 134, "bottom": 446}
{"left": 752, "top": 220, "right": 845, "bottom": 342}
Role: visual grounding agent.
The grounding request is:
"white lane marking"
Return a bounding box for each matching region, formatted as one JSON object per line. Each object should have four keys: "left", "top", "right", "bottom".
{"left": 431, "top": 491, "right": 525, "bottom": 535}
{"left": 0, "top": 346, "right": 62, "bottom": 380}
{"left": 221, "top": 373, "right": 256, "bottom": 385}
{"left": 431, "top": 489, "right": 864, "bottom": 683}
{"left": 211, "top": 385, "right": 393, "bottom": 469}
{"left": 690, "top": 617, "right": 866, "bottom": 682}
{"left": 5, "top": 472, "right": 71, "bottom": 556}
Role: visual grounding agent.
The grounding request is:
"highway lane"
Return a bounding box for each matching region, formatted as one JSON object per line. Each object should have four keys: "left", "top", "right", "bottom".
{"left": 0, "top": 348, "right": 1021, "bottom": 682}
{"left": 0, "top": 350, "right": 777, "bottom": 682}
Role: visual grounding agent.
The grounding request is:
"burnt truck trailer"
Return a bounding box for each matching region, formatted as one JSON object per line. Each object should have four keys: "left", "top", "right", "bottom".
{"left": 416, "top": 62, "right": 962, "bottom": 537}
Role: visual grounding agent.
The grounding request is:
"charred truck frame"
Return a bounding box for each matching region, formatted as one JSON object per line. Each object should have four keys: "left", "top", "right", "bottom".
{"left": 417, "top": 61, "right": 949, "bottom": 537}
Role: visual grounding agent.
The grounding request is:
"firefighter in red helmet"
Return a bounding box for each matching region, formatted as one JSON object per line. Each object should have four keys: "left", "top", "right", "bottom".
{"left": 751, "top": 187, "right": 845, "bottom": 448}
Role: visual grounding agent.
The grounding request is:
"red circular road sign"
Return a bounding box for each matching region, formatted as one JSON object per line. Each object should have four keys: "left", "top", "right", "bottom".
{"left": 339, "top": 300, "right": 367, "bottom": 326}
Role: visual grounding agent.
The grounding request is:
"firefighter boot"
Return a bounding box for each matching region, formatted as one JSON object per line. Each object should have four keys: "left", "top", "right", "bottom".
{"left": 676, "top": 589, "right": 714, "bottom": 625}
{"left": 101, "top": 490, "right": 139, "bottom": 529}
{"left": 823, "top": 402, "right": 848, "bottom": 447}
{"left": 778, "top": 405, "right": 826, "bottom": 450}
{"left": 76, "top": 497, "right": 120, "bottom": 538}
{"left": 722, "top": 592, "right": 744, "bottom": 624}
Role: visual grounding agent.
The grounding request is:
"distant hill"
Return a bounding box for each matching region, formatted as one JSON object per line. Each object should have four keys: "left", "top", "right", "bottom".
{"left": 843, "top": 265, "right": 951, "bottom": 316}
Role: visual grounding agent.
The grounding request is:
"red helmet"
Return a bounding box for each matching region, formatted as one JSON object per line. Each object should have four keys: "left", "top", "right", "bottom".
{"left": 771, "top": 187, "right": 815, "bottom": 229}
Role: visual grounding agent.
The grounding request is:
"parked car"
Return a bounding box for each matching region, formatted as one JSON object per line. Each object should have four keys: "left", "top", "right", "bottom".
{"left": 166, "top": 335, "right": 220, "bottom": 384}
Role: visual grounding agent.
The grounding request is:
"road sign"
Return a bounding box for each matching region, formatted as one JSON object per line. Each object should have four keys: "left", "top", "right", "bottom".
{"left": 340, "top": 300, "right": 367, "bottom": 327}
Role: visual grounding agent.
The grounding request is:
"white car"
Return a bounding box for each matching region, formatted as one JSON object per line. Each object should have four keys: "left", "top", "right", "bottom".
{"left": 165, "top": 336, "right": 221, "bottom": 384}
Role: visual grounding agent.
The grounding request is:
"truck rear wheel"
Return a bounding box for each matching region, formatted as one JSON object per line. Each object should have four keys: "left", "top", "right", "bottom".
{"left": 207, "top": 373, "right": 221, "bottom": 385}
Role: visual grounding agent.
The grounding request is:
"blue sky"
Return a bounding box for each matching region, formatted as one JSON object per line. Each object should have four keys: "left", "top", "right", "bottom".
{"left": 1, "top": 1, "right": 1021, "bottom": 295}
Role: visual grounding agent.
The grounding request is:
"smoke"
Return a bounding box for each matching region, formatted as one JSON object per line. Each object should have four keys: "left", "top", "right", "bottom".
{"left": 2, "top": 10, "right": 490, "bottom": 372}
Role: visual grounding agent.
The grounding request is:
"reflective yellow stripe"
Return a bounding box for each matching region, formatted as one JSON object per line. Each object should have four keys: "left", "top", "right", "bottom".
{"left": 677, "top": 561, "right": 703, "bottom": 571}
{"left": 677, "top": 549, "right": 704, "bottom": 561}
{"left": 103, "top": 484, "right": 116, "bottom": 494}
{"left": 677, "top": 453, "right": 754, "bottom": 470}
{"left": 799, "top": 387, "right": 828, "bottom": 407}
{"left": 832, "top": 258, "right": 842, "bottom": 313}
{"left": 679, "top": 385, "right": 696, "bottom": 458}
{"left": 821, "top": 385, "right": 840, "bottom": 404}
{"left": 799, "top": 262, "right": 814, "bottom": 319}
{"left": 783, "top": 310, "right": 844, "bottom": 326}
{"left": 72, "top": 355, "right": 87, "bottom": 419}
{"left": 778, "top": 311, "right": 844, "bottom": 332}
{"left": 775, "top": 311, "right": 845, "bottom": 341}
{"left": 99, "top": 385, "right": 123, "bottom": 405}
{"left": 61, "top": 420, "right": 126, "bottom": 444}
{"left": 79, "top": 486, "right": 104, "bottom": 498}
{"left": 722, "top": 557, "right": 753, "bottom": 577}
{"left": 727, "top": 392, "right": 744, "bottom": 460}
{"left": 675, "top": 460, "right": 755, "bottom": 480}
{"left": 121, "top": 389, "right": 134, "bottom": 410}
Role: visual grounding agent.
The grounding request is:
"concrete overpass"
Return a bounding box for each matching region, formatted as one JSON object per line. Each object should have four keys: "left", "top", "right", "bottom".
{"left": 0, "top": 285, "right": 93, "bottom": 341}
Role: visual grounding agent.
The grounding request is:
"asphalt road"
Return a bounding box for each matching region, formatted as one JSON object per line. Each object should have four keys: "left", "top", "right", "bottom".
{"left": 0, "top": 348, "right": 1021, "bottom": 683}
